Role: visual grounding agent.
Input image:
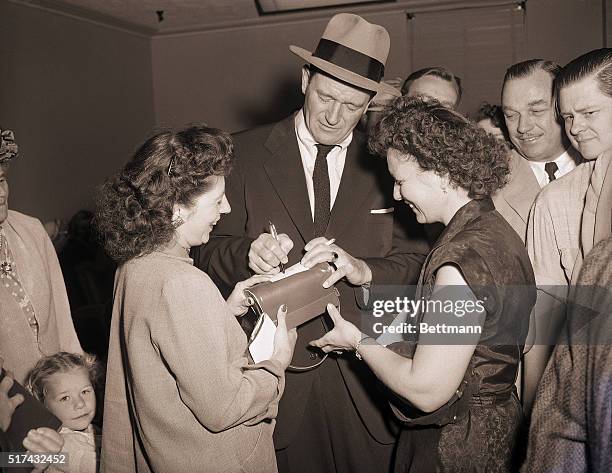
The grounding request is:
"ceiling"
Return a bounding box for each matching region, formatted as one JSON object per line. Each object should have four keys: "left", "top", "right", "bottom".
{"left": 19, "top": 0, "right": 262, "bottom": 35}
{"left": 14, "top": 0, "right": 516, "bottom": 36}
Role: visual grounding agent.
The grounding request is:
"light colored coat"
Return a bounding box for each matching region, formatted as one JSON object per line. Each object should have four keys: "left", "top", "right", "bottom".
{"left": 492, "top": 150, "right": 541, "bottom": 243}
{"left": 101, "top": 251, "right": 284, "bottom": 473}
{"left": 0, "top": 210, "right": 81, "bottom": 384}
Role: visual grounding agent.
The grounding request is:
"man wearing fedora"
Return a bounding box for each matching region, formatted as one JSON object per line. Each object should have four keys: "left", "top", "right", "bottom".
{"left": 192, "top": 13, "right": 428, "bottom": 472}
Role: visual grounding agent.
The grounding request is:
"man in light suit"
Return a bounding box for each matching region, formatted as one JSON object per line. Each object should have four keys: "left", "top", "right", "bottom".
{"left": 192, "top": 13, "right": 429, "bottom": 473}
{"left": 494, "top": 59, "right": 582, "bottom": 245}
{"left": 495, "top": 59, "right": 583, "bottom": 414}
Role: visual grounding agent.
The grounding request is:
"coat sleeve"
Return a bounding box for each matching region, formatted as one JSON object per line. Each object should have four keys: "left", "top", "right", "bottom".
{"left": 151, "top": 273, "right": 284, "bottom": 433}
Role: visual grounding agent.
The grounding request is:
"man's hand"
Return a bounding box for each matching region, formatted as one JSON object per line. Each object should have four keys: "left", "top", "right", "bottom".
{"left": 226, "top": 274, "right": 273, "bottom": 316}
{"left": 301, "top": 237, "right": 372, "bottom": 287}
{"left": 249, "top": 233, "right": 294, "bottom": 274}
{"left": 0, "top": 373, "right": 24, "bottom": 432}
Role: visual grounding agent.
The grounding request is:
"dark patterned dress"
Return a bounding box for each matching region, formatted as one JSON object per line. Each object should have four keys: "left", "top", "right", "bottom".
{"left": 392, "top": 198, "right": 536, "bottom": 473}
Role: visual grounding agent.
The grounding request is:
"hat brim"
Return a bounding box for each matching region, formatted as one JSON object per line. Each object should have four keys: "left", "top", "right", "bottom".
{"left": 290, "top": 45, "right": 400, "bottom": 97}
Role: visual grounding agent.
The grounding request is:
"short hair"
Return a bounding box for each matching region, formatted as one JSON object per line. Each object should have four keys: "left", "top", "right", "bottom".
{"left": 369, "top": 96, "right": 510, "bottom": 199}
{"left": 401, "top": 67, "right": 463, "bottom": 105}
{"left": 0, "top": 127, "right": 19, "bottom": 167}
{"left": 555, "top": 48, "right": 612, "bottom": 98}
{"left": 475, "top": 102, "right": 510, "bottom": 142}
{"left": 476, "top": 102, "right": 505, "bottom": 129}
{"left": 95, "top": 125, "right": 233, "bottom": 264}
{"left": 27, "top": 352, "right": 100, "bottom": 402}
{"left": 502, "top": 59, "right": 561, "bottom": 90}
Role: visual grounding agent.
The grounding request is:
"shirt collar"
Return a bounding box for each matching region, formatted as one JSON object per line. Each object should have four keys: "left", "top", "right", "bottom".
{"left": 294, "top": 109, "right": 353, "bottom": 151}
{"left": 529, "top": 148, "right": 574, "bottom": 170}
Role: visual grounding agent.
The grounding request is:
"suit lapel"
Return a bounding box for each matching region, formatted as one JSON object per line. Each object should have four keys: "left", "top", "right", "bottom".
{"left": 327, "top": 133, "right": 377, "bottom": 239}
{"left": 502, "top": 151, "right": 541, "bottom": 224}
{"left": 263, "top": 116, "right": 314, "bottom": 243}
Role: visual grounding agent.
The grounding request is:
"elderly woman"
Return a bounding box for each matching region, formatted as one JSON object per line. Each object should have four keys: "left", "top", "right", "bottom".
{"left": 0, "top": 128, "right": 82, "bottom": 385}
{"left": 306, "top": 98, "right": 536, "bottom": 472}
{"left": 97, "top": 125, "right": 296, "bottom": 473}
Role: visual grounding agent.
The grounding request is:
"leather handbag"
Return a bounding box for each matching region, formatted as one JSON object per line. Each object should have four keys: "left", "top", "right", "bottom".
{"left": 241, "top": 263, "right": 340, "bottom": 342}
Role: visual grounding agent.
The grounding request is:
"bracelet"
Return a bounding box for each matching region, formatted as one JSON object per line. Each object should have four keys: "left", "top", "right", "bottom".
{"left": 355, "top": 335, "right": 373, "bottom": 360}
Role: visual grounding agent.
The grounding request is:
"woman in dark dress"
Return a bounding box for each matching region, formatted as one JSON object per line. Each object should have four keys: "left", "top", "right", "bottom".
{"left": 310, "top": 97, "right": 536, "bottom": 472}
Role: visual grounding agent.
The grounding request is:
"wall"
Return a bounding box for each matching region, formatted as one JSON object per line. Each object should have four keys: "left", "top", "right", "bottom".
{"left": 0, "top": 1, "right": 155, "bottom": 222}
{"left": 0, "top": 0, "right": 607, "bottom": 220}
{"left": 151, "top": 10, "right": 409, "bottom": 133}
{"left": 152, "top": 0, "right": 606, "bottom": 130}
{"left": 526, "top": 0, "right": 603, "bottom": 65}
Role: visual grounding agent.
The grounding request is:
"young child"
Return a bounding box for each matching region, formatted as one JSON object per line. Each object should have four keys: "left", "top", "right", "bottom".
{"left": 26, "top": 352, "right": 100, "bottom": 473}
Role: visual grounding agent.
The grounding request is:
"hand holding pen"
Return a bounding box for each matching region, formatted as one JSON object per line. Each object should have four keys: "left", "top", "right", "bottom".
{"left": 247, "top": 223, "right": 294, "bottom": 275}
{"left": 268, "top": 221, "right": 285, "bottom": 273}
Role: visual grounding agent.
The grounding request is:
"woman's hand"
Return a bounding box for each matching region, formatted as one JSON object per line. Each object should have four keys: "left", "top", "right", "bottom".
{"left": 301, "top": 238, "right": 372, "bottom": 287}
{"left": 271, "top": 305, "right": 298, "bottom": 369}
{"left": 309, "top": 304, "right": 362, "bottom": 353}
{"left": 23, "top": 427, "right": 65, "bottom": 472}
{"left": 226, "top": 274, "right": 273, "bottom": 317}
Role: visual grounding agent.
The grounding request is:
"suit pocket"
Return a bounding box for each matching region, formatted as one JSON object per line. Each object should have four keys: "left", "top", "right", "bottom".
{"left": 240, "top": 423, "right": 276, "bottom": 473}
{"left": 366, "top": 212, "right": 394, "bottom": 255}
{"left": 370, "top": 207, "right": 394, "bottom": 214}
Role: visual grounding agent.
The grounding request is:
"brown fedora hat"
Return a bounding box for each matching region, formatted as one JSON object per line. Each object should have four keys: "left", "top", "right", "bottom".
{"left": 290, "top": 13, "right": 400, "bottom": 97}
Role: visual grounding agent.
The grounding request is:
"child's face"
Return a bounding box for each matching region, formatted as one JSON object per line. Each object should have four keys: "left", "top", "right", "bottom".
{"left": 44, "top": 367, "right": 96, "bottom": 431}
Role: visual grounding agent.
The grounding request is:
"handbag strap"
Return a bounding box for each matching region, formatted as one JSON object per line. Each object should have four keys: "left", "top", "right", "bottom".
{"left": 287, "top": 295, "right": 342, "bottom": 371}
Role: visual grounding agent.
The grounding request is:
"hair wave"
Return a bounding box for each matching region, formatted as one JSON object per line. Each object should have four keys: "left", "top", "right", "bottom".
{"left": 369, "top": 96, "right": 510, "bottom": 199}
{"left": 26, "top": 351, "right": 101, "bottom": 402}
{"left": 94, "top": 124, "right": 233, "bottom": 264}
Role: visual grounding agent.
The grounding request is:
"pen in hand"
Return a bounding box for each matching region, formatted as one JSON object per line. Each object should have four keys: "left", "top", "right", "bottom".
{"left": 268, "top": 221, "right": 285, "bottom": 273}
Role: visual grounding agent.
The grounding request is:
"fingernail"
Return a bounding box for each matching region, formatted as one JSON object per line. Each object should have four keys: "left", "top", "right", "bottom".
{"left": 280, "top": 304, "right": 287, "bottom": 312}
{"left": 322, "top": 282, "right": 329, "bottom": 288}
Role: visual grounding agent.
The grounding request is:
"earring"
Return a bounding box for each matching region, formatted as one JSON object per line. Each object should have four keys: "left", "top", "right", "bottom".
{"left": 172, "top": 215, "right": 184, "bottom": 229}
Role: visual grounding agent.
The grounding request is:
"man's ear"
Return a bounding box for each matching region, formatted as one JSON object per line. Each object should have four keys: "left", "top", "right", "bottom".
{"left": 301, "top": 65, "right": 312, "bottom": 95}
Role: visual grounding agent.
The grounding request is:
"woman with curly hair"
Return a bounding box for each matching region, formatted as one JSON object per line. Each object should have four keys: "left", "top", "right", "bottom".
{"left": 96, "top": 125, "right": 296, "bottom": 473}
{"left": 310, "top": 97, "right": 536, "bottom": 472}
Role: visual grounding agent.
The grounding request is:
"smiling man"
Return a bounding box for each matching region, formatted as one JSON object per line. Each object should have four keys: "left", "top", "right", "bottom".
{"left": 492, "top": 60, "right": 582, "bottom": 245}
{"left": 502, "top": 59, "right": 581, "bottom": 187}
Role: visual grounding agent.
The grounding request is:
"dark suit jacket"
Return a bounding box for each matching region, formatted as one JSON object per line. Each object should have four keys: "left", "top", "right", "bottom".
{"left": 192, "top": 114, "right": 429, "bottom": 448}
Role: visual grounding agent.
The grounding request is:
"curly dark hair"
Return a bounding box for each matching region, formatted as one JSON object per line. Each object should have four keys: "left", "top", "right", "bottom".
{"left": 369, "top": 96, "right": 510, "bottom": 199}
{"left": 26, "top": 351, "right": 101, "bottom": 402}
{"left": 475, "top": 102, "right": 510, "bottom": 143}
{"left": 95, "top": 124, "right": 233, "bottom": 264}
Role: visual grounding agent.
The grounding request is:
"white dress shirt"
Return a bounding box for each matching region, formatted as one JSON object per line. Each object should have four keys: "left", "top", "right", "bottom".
{"left": 294, "top": 110, "right": 353, "bottom": 219}
{"left": 528, "top": 149, "right": 578, "bottom": 188}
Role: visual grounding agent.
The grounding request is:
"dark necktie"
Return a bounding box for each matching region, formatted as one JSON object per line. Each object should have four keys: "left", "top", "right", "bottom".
{"left": 313, "top": 144, "right": 336, "bottom": 237}
{"left": 544, "top": 161, "right": 558, "bottom": 183}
